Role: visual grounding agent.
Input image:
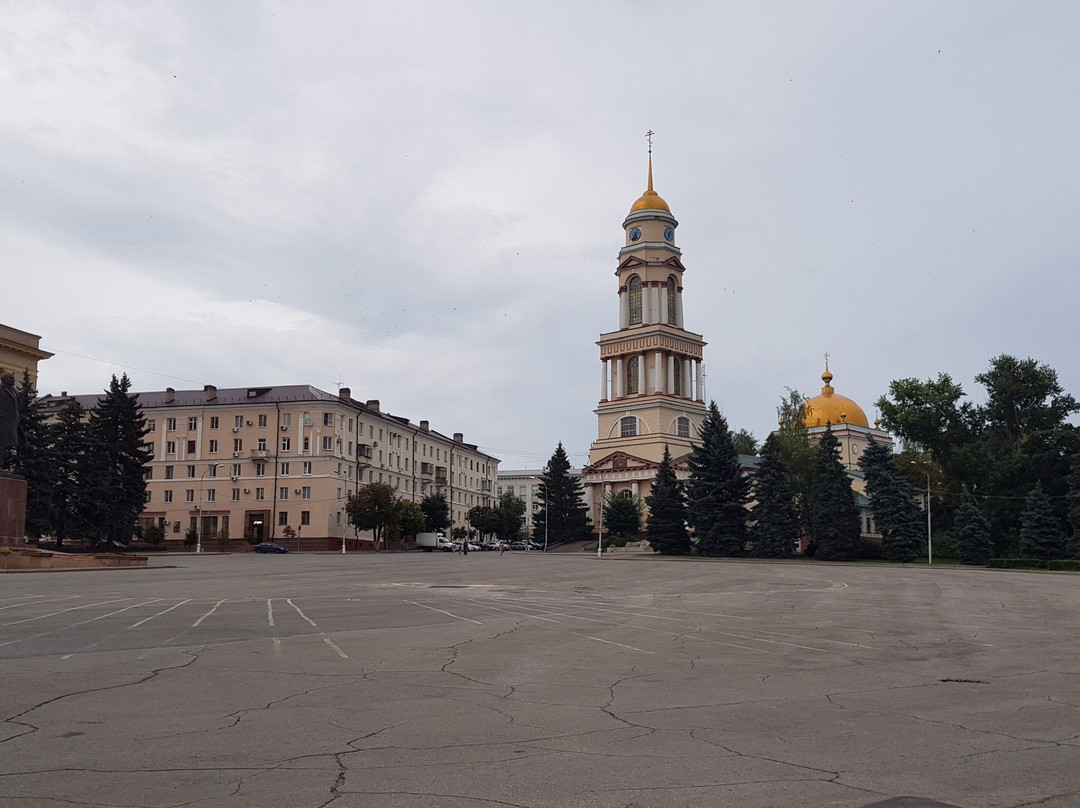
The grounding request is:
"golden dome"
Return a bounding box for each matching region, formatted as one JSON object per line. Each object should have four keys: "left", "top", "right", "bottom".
{"left": 629, "top": 153, "right": 670, "bottom": 213}
{"left": 804, "top": 366, "right": 869, "bottom": 428}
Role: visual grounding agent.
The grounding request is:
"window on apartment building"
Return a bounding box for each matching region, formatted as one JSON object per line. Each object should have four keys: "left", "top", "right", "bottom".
{"left": 257, "top": 438, "right": 267, "bottom": 451}
{"left": 620, "top": 416, "right": 637, "bottom": 437}
{"left": 206, "top": 489, "right": 215, "bottom": 503}
{"left": 207, "top": 465, "right": 217, "bottom": 478}
{"left": 233, "top": 439, "right": 242, "bottom": 452}
{"left": 280, "top": 487, "right": 289, "bottom": 501}
{"left": 301, "top": 510, "right": 310, "bottom": 526}
{"left": 235, "top": 415, "right": 244, "bottom": 428}
{"left": 208, "top": 440, "right": 218, "bottom": 454}
{"left": 336, "top": 512, "right": 341, "bottom": 526}
{"left": 323, "top": 413, "right": 334, "bottom": 427}
{"left": 145, "top": 490, "right": 151, "bottom": 504}
{"left": 301, "top": 486, "right": 311, "bottom": 500}
{"left": 279, "top": 511, "right": 288, "bottom": 526}
{"left": 337, "top": 487, "right": 342, "bottom": 500}
{"left": 147, "top": 419, "right": 156, "bottom": 432}
{"left": 186, "top": 440, "right": 196, "bottom": 454}
{"left": 187, "top": 465, "right": 196, "bottom": 478}
{"left": 281, "top": 437, "right": 291, "bottom": 452}
{"left": 302, "top": 436, "right": 310, "bottom": 452}
{"left": 255, "top": 463, "right": 265, "bottom": 477}
{"left": 322, "top": 436, "right": 333, "bottom": 451}
{"left": 280, "top": 463, "right": 289, "bottom": 476}
{"left": 232, "top": 488, "right": 240, "bottom": 501}
{"left": 144, "top": 467, "right": 153, "bottom": 480}
{"left": 188, "top": 417, "right": 198, "bottom": 431}
{"left": 258, "top": 414, "right": 267, "bottom": 428}
{"left": 232, "top": 463, "right": 242, "bottom": 477}
{"left": 255, "top": 488, "right": 265, "bottom": 501}
{"left": 281, "top": 413, "right": 292, "bottom": 427}
{"left": 496, "top": 486, "right": 502, "bottom": 496}
{"left": 166, "top": 418, "right": 177, "bottom": 431}
{"left": 185, "top": 490, "right": 195, "bottom": 503}
{"left": 165, "top": 465, "right": 174, "bottom": 479}
{"left": 347, "top": 441, "right": 352, "bottom": 456}
{"left": 164, "top": 490, "right": 173, "bottom": 503}
{"left": 209, "top": 416, "right": 219, "bottom": 429}
{"left": 302, "top": 461, "right": 311, "bottom": 475}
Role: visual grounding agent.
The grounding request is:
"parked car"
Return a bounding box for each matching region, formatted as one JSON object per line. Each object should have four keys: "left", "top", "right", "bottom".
{"left": 254, "top": 542, "right": 288, "bottom": 554}
{"left": 509, "top": 541, "right": 529, "bottom": 551}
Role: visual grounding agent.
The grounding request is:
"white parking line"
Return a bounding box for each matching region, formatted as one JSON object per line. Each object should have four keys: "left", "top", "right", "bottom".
{"left": 284, "top": 599, "right": 349, "bottom": 659}
{"left": 128, "top": 599, "right": 191, "bottom": 629}
{"left": 267, "top": 599, "right": 275, "bottom": 627}
{"left": 323, "top": 637, "right": 349, "bottom": 658}
{"left": 2, "top": 598, "right": 131, "bottom": 627}
{"left": 585, "top": 635, "right": 654, "bottom": 654}
{"left": 286, "top": 598, "right": 317, "bottom": 627}
{"left": 191, "top": 600, "right": 226, "bottom": 628}
{"left": 407, "top": 600, "right": 482, "bottom": 625}
{"left": 0, "top": 596, "right": 77, "bottom": 612}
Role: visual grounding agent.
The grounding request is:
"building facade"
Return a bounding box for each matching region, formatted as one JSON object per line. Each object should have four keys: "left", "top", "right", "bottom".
{"left": 38, "top": 384, "right": 498, "bottom": 549}
{"left": 497, "top": 467, "right": 582, "bottom": 536}
{"left": 0, "top": 324, "right": 52, "bottom": 384}
{"left": 581, "top": 151, "right": 708, "bottom": 525}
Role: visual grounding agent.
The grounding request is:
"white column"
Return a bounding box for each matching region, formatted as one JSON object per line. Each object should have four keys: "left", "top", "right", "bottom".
{"left": 667, "top": 354, "right": 675, "bottom": 393}
{"left": 639, "top": 352, "right": 647, "bottom": 395}
{"left": 600, "top": 360, "right": 609, "bottom": 401}
{"left": 695, "top": 360, "right": 703, "bottom": 401}
{"left": 654, "top": 351, "right": 664, "bottom": 394}
{"left": 616, "top": 357, "right": 624, "bottom": 398}
{"left": 631, "top": 480, "right": 639, "bottom": 496}
{"left": 676, "top": 286, "right": 684, "bottom": 328}
{"left": 619, "top": 290, "right": 627, "bottom": 329}
{"left": 651, "top": 284, "right": 661, "bottom": 324}
{"left": 641, "top": 284, "right": 650, "bottom": 325}
{"left": 683, "top": 358, "right": 691, "bottom": 398}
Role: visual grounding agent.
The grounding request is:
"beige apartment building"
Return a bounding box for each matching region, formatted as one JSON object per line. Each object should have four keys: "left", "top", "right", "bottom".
{"left": 39, "top": 384, "right": 499, "bottom": 549}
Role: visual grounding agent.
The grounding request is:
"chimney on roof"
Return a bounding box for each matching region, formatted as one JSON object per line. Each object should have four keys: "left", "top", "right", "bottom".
{"left": 454, "top": 432, "right": 464, "bottom": 444}
{"left": 61, "top": 391, "right": 67, "bottom": 398}
{"left": 339, "top": 387, "right": 351, "bottom": 401}
{"left": 419, "top": 420, "right": 429, "bottom": 432}
{"left": 366, "top": 400, "right": 380, "bottom": 412}
{"left": 165, "top": 387, "right": 175, "bottom": 403}
{"left": 204, "top": 384, "right": 217, "bottom": 401}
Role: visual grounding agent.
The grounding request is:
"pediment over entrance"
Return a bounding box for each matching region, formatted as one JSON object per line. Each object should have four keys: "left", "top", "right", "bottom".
{"left": 584, "top": 450, "right": 692, "bottom": 476}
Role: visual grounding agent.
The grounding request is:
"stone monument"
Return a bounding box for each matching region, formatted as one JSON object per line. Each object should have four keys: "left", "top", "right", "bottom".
{"left": 0, "top": 371, "right": 27, "bottom": 546}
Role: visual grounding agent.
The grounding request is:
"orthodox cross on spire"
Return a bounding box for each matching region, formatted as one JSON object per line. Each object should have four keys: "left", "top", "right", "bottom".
{"left": 646, "top": 129, "right": 654, "bottom": 152}
{"left": 823, "top": 351, "right": 831, "bottom": 370}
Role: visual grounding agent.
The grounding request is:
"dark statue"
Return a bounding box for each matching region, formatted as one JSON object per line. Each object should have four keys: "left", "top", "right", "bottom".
{"left": 0, "top": 372, "right": 20, "bottom": 469}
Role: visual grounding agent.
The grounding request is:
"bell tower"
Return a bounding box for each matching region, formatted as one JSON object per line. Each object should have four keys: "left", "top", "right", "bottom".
{"left": 582, "top": 134, "right": 707, "bottom": 523}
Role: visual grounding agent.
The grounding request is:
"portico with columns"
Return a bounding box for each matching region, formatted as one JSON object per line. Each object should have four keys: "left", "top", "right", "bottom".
{"left": 582, "top": 139, "right": 708, "bottom": 527}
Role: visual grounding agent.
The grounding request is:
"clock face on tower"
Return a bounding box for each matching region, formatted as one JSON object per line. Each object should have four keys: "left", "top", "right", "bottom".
{"left": 629, "top": 227, "right": 642, "bottom": 242}
{"left": 664, "top": 227, "right": 674, "bottom": 242}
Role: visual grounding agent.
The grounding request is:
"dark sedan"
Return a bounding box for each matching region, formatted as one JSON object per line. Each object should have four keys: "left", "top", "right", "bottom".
{"left": 253, "top": 542, "right": 289, "bottom": 554}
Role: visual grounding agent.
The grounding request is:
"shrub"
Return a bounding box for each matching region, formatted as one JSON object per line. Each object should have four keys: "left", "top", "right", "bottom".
{"left": 858, "top": 539, "right": 883, "bottom": 560}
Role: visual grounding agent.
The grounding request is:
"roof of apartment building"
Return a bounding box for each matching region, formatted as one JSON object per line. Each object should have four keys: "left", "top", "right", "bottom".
{"left": 499, "top": 468, "right": 582, "bottom": 479}
{"left": 37, "top": 383, "right": 500, "bottom": 461}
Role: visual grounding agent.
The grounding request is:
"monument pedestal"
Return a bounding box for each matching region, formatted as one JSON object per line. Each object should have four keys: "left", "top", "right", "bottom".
{"left": 0, "top": 472, "right": 27, "bottom": 547}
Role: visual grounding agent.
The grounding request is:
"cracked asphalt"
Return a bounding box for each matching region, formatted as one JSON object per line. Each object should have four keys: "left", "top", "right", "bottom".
{"left": 1, "top": 553, "right": 1077, "bottom": 808}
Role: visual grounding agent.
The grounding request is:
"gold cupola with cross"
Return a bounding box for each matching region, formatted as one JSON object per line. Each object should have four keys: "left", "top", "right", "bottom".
{"left": 582, "top": 134, "right": 708, "bottom": 522}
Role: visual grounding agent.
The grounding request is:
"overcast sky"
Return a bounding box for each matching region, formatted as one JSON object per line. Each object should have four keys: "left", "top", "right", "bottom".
{"left": 5, "top": 2, "right": 1078, "bottom": 469}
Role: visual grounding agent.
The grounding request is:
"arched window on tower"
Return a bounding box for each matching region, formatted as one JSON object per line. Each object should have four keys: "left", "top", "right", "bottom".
{"left": 676, "top": 416, "right": 690, "bottom": 438}
{"left": 673, "top": 360, "right": 682, "bottom": 397}
{"left": 626, "top": 356, "right": 639, "bottom": 394}
{"left": 628, "top": 276, "right": 642, "bottom": 325}
{"left": 620, "top": 416, "right": 637, "bottom": 437}
{"left": 667, "top": 276, "right": 678, "bottom": 324}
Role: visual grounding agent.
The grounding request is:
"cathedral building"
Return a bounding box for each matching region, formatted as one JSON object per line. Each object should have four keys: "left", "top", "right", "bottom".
{"left": 581, "top": 150, "right": 708, "bottom": 526}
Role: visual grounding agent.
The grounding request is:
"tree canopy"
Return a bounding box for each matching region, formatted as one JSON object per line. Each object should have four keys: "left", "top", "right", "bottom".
{"left": 749, "top": 433, "right": 799, "bottom": 558}
{"left": 603, "top": 490, "right": 642, "bottom": 538}
{"left": 533, "top": 442, "right": 591, "bottom": 544}
{"left": 685, "top": 401, "right": 750, "bottom": 557}
{"left": 858, "top": 439, "right": 924, "bottom": 562}
{"left": 807, "top": 425, "right": 862, "bottom": 560}
{"left": 645, "top": 446, "right": 690, "bottom": 555}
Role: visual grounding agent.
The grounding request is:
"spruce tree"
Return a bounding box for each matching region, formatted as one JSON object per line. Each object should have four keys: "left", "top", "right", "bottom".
{"left": 858, "top": 439, "right": 923, "bottom": 562}
{"left": 685, "top": 401, "right": 750, "bottom": 556}
{"left": 954, "top": 500, "right": 993, "bottom": 565}
{"left": 1067, "top": 454, "right": 1080, "bottom": 559}
{"left": 808, "top": 424, "right": 862, "bottom": 560}
{"left": 1018, "top": 482, "right": 1066, "bottom": 560}
{"left": 533, "top": 442, "right": 591, "bottom": 544}
{"left": 749, "top": 433, "right": 798, "bottom": 557}
{"left": 87, "top": 374, "right": 153, "bottom": 545}
{"left": 51, "top": 399, "right": 97, "bottom": 548}
{"left": 645, "top": 446, "right": 690, "bottom": 555}
{"left": 603, "top": 490, "right": 642, "bottom": 538}
{"left": 12, "top": 372, "right": 57, "bottom": 539}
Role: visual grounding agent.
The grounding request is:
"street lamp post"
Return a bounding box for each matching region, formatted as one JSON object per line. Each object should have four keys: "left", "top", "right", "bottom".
{"left": 196, "top": 463, "right": 222, "bottom": 554}
{"left": 542, "top": 466, "right": 549, "bottom": 553}
{"left": 597, "top": 480, "right": 605, "bottom": 559}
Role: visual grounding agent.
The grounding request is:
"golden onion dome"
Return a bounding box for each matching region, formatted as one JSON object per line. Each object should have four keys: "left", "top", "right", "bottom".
{"left": 629, "top": 154, "right": 671, "bottom": 213}
{"left": 804, "top": 366, "right": 869, "bottom": 428}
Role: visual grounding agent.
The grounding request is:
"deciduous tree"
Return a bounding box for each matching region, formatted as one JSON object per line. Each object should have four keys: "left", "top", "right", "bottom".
{"left": 420, "top": 493, "right": 450, "bottom": 534}
{"left": 346, "top": 482, "right": 398, "bottom": 550}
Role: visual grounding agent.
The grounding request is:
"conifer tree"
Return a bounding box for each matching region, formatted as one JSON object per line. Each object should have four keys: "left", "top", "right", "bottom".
{"left": 533, "top": 442, "right": 591, "bottom": 544}
{"left": 1018, "top": 482, "right": 1066, "bottom": 560}
{"left": 87, "top": 374, "right": 153, "bottom": 545}
{"left": 645, "top": 446, "right": 690, "bottom": 555}
{"left": 749, "top": 433, "right": 799, "bottom": 557}
{"left": 858, "top": 439, "right": 923, "bottom": 562}
{"left": 954, "top": 500, "right": 993, "bottom": 565}
{"left": 12, "top": 372, "right": 57, "bottom": 539}
{"left": 1067, "top": 454, "right": 1080, "bottom": 559}
{"left": 808, "top": 424, "right": 861, "bottom": 560}
{"left": 603, "top": 490, "right": 642, "bottom": 538}
{"left": 685, "top": 401, "right": 750, "bottom": 556}
{"left": 51, "top": 398, "right": 97, "bottom": 548}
